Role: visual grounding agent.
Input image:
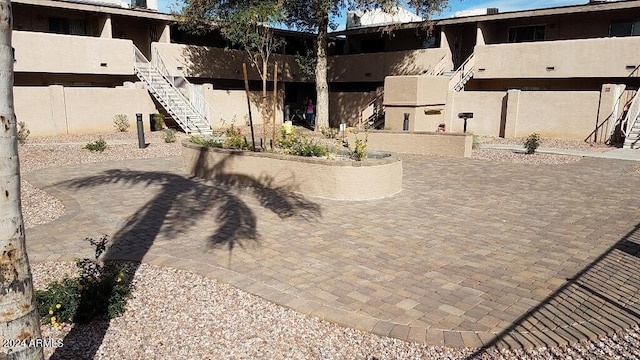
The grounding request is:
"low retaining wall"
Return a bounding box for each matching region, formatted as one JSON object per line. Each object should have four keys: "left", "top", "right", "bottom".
{"left": 182, "top": 141, "right": 403, "bottom": 201}
{"left": 349, "top": 131, "right": 473, "bottom": 157}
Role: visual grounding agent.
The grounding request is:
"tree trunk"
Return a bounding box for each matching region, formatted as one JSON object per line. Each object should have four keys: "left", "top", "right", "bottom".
{"left": 0, "top": 1, "right": 44, "bottom": 358}
{"left": 262, "top": 59, "right": 267, "bottom": 148}
{"left": 314, "top": 12, "right": 329, "bottom": 131}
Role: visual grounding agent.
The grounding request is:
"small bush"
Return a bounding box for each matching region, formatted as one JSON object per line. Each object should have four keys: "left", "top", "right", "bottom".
{"left": 84, "top": 137, "right": 107, "bottom": 152}
{"left": 277, "top": 128, "right": 328, "bottom": 157}
{"left": 163, "top": 129, "right": 177, "bottom": 143}
{"left": 17, "top": 121, "right": 30, "bottom": 145}
{"left": 524, "top": 133, "right": 541, "bottom": 154}
{"left": 153, "top": 114, "right": 165, "bottom": 131}
{"left": 350, "top": 132, "right": 368, "bottom": 161}
{"left": 113, "top": 114, "right": 130, "bottom": 132}
{"left": 35, "top": 235, "right": 133, "bottom": 326}
{"left": 320, "top": 127, "right": 338, "bottom": 139}
{"left": 223, "top": 123, "right": 251, "bottom": 150}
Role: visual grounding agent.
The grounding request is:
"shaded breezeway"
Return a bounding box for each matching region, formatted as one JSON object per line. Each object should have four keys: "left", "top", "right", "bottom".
{"left": 25, "top": 154, "right": 640, "bottom": 350}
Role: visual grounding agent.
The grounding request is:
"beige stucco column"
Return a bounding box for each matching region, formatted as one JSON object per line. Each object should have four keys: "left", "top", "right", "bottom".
{"left": 476, "top": 23, "right": 487, "bottom": 46}
{"left": 99, "top": 14, "right": 112, "bottom": 38}
{"left": 158, "top": 23, "right": 171, "bottom": 43}
{"left": 504, "top": 89, "right": 521, "bottom": 138}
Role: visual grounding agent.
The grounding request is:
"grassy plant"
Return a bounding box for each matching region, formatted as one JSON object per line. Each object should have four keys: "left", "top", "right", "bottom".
{"left": 17, "top": 121, "right": 30, "bottom": 144}
{"left": 472, "top": 134, "right": 480, "bottom": 150}
{"left": 189, "top": 135, "right": 223, "bottom": 148}
{"left": 35, "top": 235, "right": 133, "bottom": 326}
{"left": 277, "top": 128, "right": 328, "bottom": 157}
{"left": 113, "top": 114, "right": 130, "bottom": 132}
{"left": 163, "top": 129, "right": 177, "bottom": 143}
{"left": 84, "top": 137, "right": 107, "bottom": 152}
{"left": 524, "top": 133, "right": 541, "bottom": 154}
{"left": 320, "top": 126, "right": 338, "bottom": 139}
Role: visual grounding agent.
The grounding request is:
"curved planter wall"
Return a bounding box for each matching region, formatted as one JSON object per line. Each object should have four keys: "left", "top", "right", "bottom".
{"left": 182, "top": 141, "right": 403, "bottom": 201}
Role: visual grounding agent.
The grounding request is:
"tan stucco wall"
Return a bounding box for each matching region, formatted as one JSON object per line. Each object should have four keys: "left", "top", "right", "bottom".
{"left": 182, "top": 142, "right": 403, "bottom": 201}
{"left": 504, "top": 90, "right": 600, "bottom": 140}
{"left": 330, "top": 91, "right": 375, "bottom": 127}
{"left": 208, "top": 89, "right": 284, "bottom": 129}
{"left": 13, "top": 31, "right": 134, "bottom": 75}
{"left": 152, "top": 43, "right": 301, "bottom": 82}
{"left": 474, "top": 37, "right": 640, "bottom": 79}
{"left": 447, "top": 91, "right": 507, "bottom": 135}
{"left": 348, "top": 131, "right": 473, "bottom": 158}
{"left": 15, "top": 86, "right": 157, "bottom": 136}
{"left": 329, "top": 48, "right": 449, "bottom": 83}
{"left": 384, "top": 76, "right": 449, "bottom": 106}
{"left": 385, "top": 106, "right": 446, "bottom": 132}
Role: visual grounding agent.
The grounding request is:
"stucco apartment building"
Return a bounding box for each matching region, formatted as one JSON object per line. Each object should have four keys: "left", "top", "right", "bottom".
{"left": 11, "top": 0, "right": 640, "bottom": 146}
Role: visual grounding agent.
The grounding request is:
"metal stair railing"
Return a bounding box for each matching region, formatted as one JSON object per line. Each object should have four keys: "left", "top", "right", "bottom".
{"left": 151, "top": 48, "right": 219, "bottom": 128}
{"left": 359, "top": 90, "right": 385, "bottom": 129}
{"left": 427, "top": 55, "right": 449, "bottom": 76}
{"left": 623, "top": 90, "right": 640, "bottom": 140}
{"left": 133, "top": 46, "right": 211, "bottom": 134}
{"left": 449, "top": 53, "right": 475, "bottom": 91}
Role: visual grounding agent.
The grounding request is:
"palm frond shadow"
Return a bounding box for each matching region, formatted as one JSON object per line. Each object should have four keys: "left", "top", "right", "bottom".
{"left": 50, "top": 153, "right": 321, "bottom": 360}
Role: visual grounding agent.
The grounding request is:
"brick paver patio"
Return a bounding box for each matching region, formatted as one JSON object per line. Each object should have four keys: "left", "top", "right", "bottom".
{"left": 25, "top": 154, "right": 640, "bottom": 350}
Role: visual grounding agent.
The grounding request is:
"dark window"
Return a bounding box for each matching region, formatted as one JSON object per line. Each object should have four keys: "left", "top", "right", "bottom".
{"left": 360, "top": 38, "right": 384, "bottom": 53}
{"left": 609, "top": 18, "right": 640, "bottom": 37}
{"left": 508, "top": 25, "right": 545, "bottom": 43}
{"left": 49, "top": 18, "right": 87, "bottom": 36}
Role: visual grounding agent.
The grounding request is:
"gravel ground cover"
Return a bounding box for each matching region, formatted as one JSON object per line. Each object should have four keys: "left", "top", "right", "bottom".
{"left": 21, "top": 131, "right": 640, "bottom": 359}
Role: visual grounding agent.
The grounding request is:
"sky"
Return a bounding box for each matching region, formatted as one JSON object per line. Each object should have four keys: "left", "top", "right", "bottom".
{"left": 159, "top": 0, "right": 587, "bottom": 26}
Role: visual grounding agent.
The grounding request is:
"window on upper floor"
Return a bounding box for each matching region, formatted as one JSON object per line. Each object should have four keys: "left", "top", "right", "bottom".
{"left": 609, "top": 18, "right": 640, "bottom": 37}
{"left": 508, "top": 25, "right": 545, "bottom": 43}
{"left": 49, "top": 17, "right": 88, "bottom": 36}
{"left": 360, "top": 38, "right": 385, "bottom": 53}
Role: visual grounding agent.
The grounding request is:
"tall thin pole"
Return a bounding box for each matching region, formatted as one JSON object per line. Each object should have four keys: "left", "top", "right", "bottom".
{"left": 242, "top": 63, "right": 256, "bottom": 152}
{"left": 272, "top": 62, "right": 278, "bottom": 147}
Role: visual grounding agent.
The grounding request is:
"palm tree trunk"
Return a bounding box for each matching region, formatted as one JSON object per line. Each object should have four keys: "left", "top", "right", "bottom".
{"left": 0, "top": 1, "right": 44, "bottom": 358}
{"left": 314, "top": 12, "right": 329, "bottom": 130}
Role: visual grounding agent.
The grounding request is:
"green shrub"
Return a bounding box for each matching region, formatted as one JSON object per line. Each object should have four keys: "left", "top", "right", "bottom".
{"left": 35, "top": 235, "right": 132, "bottom": 326}
{"left": 84, "top": 137, "right": 107, "bottom": 152}
{"left": 163, "top": 129, "right": 177, "bottom": 143}
{"left": 277, "top": 128, "right": 328, "bottom": 157}
{"left": 113, "top": 114, "right": 130, "bottom": 132}
{"left": 17, "top": 121, "right": 30, "bottom": 145}
{"left": 350, "top": 132, "right": 368, "bottom": 161}
{"left": 223, "top": 123, "right": 251, "bottom": 150}
{"left": 524, "top": 133, "right": 541, "bottom": 154}
{"left": 153, "top": 114, "right": 165, "bottom": 131}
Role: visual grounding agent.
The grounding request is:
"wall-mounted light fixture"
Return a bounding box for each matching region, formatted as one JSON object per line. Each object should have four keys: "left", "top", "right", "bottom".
{"left": 546, "top": 66, "right": 555, "bottom": 71}
{"left": 478, "top": 68, "right": 486, "bottom": 72}
{"left": 177, "top": 66, "right": 183, "bottom": 70}
{"left": 100, "top": 63, "right": 108, "bottom": 67}
{"left": 626, "top": 65, "right": 637, "bottom": 70}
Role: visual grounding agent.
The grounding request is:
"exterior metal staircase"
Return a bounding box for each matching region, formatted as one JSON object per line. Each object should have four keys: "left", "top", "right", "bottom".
{"left": 360, "top": 87, "right": 385, "bottom": 129}
{"left": 133, "top": 46, "right": 212, "bottom": 135}
{"left": 449, "top": 54, "right": 475, "bottom": 92}
{"left": 623, "top": 90, "right": 640, "bottom": 149}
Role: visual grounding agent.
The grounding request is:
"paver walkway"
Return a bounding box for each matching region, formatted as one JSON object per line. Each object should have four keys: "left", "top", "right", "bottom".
{"left": 24, "top": 153, "right": 640, "bottom": 350}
